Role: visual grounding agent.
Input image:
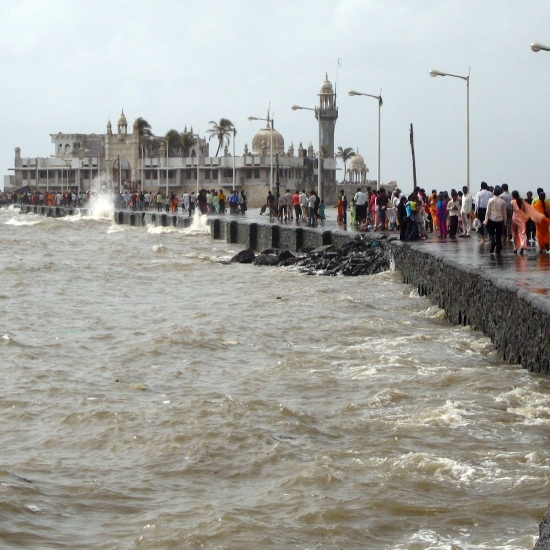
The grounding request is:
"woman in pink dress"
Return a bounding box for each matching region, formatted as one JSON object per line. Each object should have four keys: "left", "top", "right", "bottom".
{"left": 511, "top": 190, "right": 544, "bottom": 254}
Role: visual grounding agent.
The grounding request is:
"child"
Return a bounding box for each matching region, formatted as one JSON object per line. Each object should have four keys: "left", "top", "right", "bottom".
{"left": 319, "top": 199, "right": 326, "bottom": 220}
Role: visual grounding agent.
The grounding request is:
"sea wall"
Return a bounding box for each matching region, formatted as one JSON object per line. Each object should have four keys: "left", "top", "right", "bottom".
{"left": 391, "top": 241, "right": 550, "bottom": 376}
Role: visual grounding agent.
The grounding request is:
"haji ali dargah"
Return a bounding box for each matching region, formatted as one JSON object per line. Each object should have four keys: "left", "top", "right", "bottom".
{"left": 4, "top": 76, "right": 380, "bottom": 207}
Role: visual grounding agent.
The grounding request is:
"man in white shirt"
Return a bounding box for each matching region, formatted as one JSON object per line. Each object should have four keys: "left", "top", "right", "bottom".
{"left": 447, "top": 190, "right": 461, "bottom": 238}
{"left": 300, "top": 190, "right": 308, "bottom": 221}
{"left": 460, "top": 186, "right": 473, "bottom": 237}
{"left": 475, "top": 181, "right": 493, "bottom": 242}
{"left": 354, "top": 188, "right": 367, "bottom": 224}
{"left": 484, "top": 185, "right": 507, "bottom": 253}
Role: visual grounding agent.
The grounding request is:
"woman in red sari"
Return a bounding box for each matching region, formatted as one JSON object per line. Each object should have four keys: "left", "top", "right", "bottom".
{"left": 532, "top": 189, "right": 550, "bottom": 253}
{"left": 337, "top": 197, "right": 344, "bottom": 224}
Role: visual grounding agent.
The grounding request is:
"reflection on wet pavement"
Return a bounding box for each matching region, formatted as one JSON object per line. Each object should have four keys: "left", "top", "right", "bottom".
{"left": 409, "top": 234, "right": 550, "bottom": 298}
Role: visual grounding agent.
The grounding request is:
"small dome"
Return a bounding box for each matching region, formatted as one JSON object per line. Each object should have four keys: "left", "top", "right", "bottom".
{"left": 118, "top": 109, "right": 127, "bottom": 125}
{"left": 320, "top": 77, "right": 333, "bottom": 94}
{"left": 251, "top": 123, "right": 284, "bottom": 155}
{"left": 348, "top": 154, "right": 366, "bottom": 170}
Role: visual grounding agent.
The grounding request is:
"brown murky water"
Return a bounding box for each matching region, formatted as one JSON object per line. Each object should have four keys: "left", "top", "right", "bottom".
{"left": 1, "top": 205, "right": 548, "bottom": 549}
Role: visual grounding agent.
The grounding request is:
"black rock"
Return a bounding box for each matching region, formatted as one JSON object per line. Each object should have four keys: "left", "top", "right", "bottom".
{"left": 230, "top": 248, "right": 256, "bottom": 263}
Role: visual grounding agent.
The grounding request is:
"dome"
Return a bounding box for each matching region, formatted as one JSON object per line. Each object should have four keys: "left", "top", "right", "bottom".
{"left": 118, "top": 109, "right": 127, "bottom": 125}
{"left": 348, "top": 154, "right": 366, "bottom": 170}
{"left": 251, "top": 124, "right": 285, "bottom": 155}
{"left": 319, "top": 77, "right": 333, "bottom": 94}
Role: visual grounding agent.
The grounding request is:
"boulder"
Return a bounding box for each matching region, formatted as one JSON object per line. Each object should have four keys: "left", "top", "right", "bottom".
{"left": 230, "top": 248, "right": 255, "bottom": 264}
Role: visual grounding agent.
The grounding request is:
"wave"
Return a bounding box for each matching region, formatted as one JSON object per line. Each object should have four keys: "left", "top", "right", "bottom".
{"left": 4, "top": 217, "right": 42, "bottom": 226}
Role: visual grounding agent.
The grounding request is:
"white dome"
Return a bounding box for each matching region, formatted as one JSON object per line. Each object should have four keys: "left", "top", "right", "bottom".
{"left": 348, "top": 154, "right": 366, "bottom": 170}
{"left": 320, "top": 79, "right": 333, "bottom": 94}
{"left": 251, "top": 124, "right": 284, "bottom": 155}
{"left": 118, "top": 109, "right": 127, "bottom": 125}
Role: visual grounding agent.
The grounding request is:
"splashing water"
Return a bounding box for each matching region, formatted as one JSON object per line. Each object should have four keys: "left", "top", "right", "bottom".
{"left": 86, "top": 174, "right": 116, "bottom": 221}
{"left": 181, "top": 212, "right": 211, "bottom": 235}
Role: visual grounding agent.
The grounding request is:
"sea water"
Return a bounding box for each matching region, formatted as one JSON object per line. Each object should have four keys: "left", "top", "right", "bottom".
{"left": 0, "top": 205, "right": 549, "bottom": 549}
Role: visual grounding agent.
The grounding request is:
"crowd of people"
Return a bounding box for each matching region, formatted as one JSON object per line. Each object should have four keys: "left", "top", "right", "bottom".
{"left": 1, "top": 188, "right": 250, "bottom": 217}
{"left": 333, "top": 184, "right": 550, "bottom": 254}
{"left": 123, "top": 189, "right": 248, "bottom": 217}
{"left": 6, "top": 183, "right": 550, "bottom": 255}
{"left": 262, "top": 189, "right": 326, "bottom": 227}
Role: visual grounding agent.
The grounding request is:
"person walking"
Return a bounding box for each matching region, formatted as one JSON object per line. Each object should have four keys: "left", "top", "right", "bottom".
{"left": 500, "top": 183, "right": 513, "bottom": 241}
{"left": 532, "top": 189, "right": 550, "bottom": 253}
{"left": 511, "top": 190, "right": 544, "bottom": 254}
{"left": 475, "top": 182, "right": 493, "bottom": 243}
{"left": 292, "top": 190, "right": 301, "bottom": 222}
{"left": 484, "top": 185, "right": 507, "bottom": 253}
{"left": 307, "top": 191, "right": 317, "bottom": 227}
{"left": 436, "top": 192, "right": 448, "bottom": 238}
{"left": 341, "top": 191, "right": 348, "bottom": 225}
{"left": 460, "top": 186, "right": 473, "bottom": 237}
{"left": 447, "top": 190, "right": 460, "bottom": 238}
{"left": 354, "top": 188, "right": 367, "bottom": 224}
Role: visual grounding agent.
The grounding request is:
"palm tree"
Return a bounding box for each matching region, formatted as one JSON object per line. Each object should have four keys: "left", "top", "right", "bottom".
{"left": 165, "top": 129, "right": 183, "bottom": 157}
{"left": 180, "top": 131, "right": 197, "bottom": 157}
{"left": 206, "top": 118, "right": 235, "bottom": 156}
{"left": 136, "top": 117, "right": 152, "bottom": 137}
{"left": 336, "top": 146, "right": 355, "bottom": 183}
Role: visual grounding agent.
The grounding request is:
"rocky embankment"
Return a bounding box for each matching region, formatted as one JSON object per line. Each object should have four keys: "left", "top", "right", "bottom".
{"left": 535, "top": 508, "right": 550, "bottom": 549}
{"left": 230, "top": 234, "right": 392, "bottom": 276}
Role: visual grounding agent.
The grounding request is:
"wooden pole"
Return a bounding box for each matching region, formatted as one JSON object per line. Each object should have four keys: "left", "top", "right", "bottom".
{"left": 410, "top": 123, "right": 417, "bottom": 192}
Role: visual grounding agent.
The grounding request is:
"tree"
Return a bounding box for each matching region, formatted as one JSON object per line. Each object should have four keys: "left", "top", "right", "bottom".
{"left": 164, "top": 129, "right": 198, "bottom": 157}
{"left": 336, "top": 146, "right": 355, "bottom": 183}
{"left": 206, "top": 118, "right": 235, "bottom": 156}
{"left": 136, "top": 118, "right": 153, "bottom": 156}
{"left": 136, "top": 117, "right": 152, "bottom": 137}
{"left": 180, "top": 132, "right": 197, "bottom": 157}
{"left": 165, "top": 129, "right": 183, "bottom": 157}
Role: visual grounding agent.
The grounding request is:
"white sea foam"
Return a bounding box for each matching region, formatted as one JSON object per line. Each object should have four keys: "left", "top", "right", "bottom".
{"left": 181, "top": 212, "right": 211, "bottom": 235}
{"left": 393, "top": 528, "right": 537, "bottom": 550}
{"left": 148, "top": 226, "right": 177, "bottom": 234}
{"left": 106, "top": 224, "right": 130, "bottom": 234}
{"left": 4, "top": 217, "right": 42, "bottom": 226}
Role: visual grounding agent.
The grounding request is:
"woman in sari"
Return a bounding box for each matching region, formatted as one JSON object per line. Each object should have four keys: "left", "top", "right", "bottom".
{"left": 532, "top": 189, "right": 550, "bottom": 252}
{"left": 428, "top": 190, "right": 439, "bottom": 233}
{"left": 337, "top": 196, "right": 344, "bottom": 224}
{"left": 511, "top": 190, "right": 544, "bottom": 254}
{"left": 436, "top": 192, "right": 448, "bottom": 237}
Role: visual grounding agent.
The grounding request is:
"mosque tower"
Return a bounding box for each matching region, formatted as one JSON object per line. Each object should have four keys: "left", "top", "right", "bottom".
{"left": 315, "top": 74, "right": 338, "bottom": 158}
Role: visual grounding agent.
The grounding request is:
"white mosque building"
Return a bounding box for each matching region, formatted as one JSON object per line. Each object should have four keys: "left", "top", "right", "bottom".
{"left": 5, "top": 77, "right": 347, "bottom": 205}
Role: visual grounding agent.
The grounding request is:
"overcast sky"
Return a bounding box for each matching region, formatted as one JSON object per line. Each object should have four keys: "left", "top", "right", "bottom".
{"left": 1, "top": 0, "right": 549, "bottom": 195}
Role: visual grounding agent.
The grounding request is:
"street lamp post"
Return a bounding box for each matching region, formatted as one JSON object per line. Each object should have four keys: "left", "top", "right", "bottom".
{"left": 190, "top": 133, "right": 201, "bottom": 195}
{"left": 348, "top": 89, "right": 383, "bottom": 190}
{"left": 232, "top": 127, "right": 236, "bottom": 191}
{"left": 247, "top": 114, "right": 273, "bottom": 194}
{"left": 429, "top": 68, "right": 470, "bottom": 191}
{"left": 531, "top": 42, "right": 550, "bottom": 52}
{"left": 150, "top": 136, "right": 169, "bottom": 199}
{"left": 291, "top": 105, "right": 322, "bottom": 198}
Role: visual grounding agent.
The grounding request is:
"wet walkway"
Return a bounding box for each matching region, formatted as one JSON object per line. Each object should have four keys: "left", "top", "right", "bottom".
{"left": 225, "top": 207, "right": 550, "bottom": 300}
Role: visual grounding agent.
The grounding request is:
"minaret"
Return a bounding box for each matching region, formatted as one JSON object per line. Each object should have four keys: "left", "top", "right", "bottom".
{"left": 117, "top": 109, "right": 128, "bottom": 140}
{"left": 315, "top": 73, "right": 338, "bottom": 158}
